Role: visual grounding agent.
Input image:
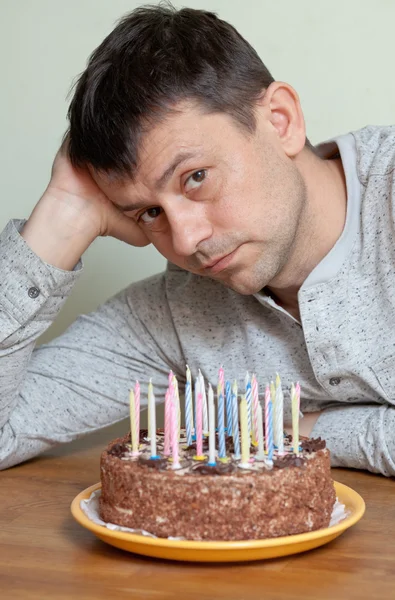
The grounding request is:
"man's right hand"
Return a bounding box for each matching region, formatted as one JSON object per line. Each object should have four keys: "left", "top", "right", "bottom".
{"left": 21, "top": 137, "right": 149, "bottom": 271}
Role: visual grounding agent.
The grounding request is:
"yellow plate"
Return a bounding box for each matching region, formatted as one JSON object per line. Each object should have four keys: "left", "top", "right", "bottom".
{"left": 71, "top": 481, "right": 365, "bottom": 562}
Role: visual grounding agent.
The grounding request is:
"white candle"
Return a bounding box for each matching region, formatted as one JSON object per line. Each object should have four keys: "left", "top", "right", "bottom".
{"left": 173, "top": 374, "right": 181, "bottom": 440}
{"left": 208, "top": 384, "right": 216, "bottom": 465}
{"left": 194, "top": 376, "right": 199, "bottom": 433}
{"left": 199, "top": 370, "right": 209, "bottom": 434}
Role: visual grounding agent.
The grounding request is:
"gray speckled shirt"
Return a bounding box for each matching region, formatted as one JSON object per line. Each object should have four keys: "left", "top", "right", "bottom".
{"left": 1, "top": 125, "right": 395, "bottom": 476}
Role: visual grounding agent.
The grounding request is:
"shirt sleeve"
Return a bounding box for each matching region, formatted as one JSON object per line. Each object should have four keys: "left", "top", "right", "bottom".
{"left": 0, "top": 219, "right": 82, "bottom": 343}
{"left": 311, "top": 404, "right": 395, "bottom": 477}
{"left": 0, "top": 220, "right": 184, "bottom": 469}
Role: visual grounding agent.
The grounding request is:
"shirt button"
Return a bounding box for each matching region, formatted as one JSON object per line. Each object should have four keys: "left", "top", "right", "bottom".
{"left": 329, "top": 377, "right": 341, "bottom": 386}
{"left": 28, "top": 286, "right": 40, "bottom": 299}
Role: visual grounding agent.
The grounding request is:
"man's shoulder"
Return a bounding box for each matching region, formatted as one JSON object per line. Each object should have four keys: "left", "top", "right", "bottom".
{"left": 352, "top": 125, "right": 395, "bottom": 184}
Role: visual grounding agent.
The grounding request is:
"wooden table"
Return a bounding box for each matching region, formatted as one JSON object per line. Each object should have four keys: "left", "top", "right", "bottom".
{"left": 1, "top": 422, "right": 394, "bottom": 600}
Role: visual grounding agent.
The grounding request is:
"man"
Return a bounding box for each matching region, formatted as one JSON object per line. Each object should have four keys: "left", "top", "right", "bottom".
{"left": 1, "top": 5, "right": 394, "bottom": 475}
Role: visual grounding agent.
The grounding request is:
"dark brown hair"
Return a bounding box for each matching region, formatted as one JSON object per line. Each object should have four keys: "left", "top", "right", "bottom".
{"left": 66, "top": 2, "right": 277, "bottom": 178}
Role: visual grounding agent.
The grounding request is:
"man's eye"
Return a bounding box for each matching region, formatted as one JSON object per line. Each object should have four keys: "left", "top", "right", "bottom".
{"left": 139, "top": 207, "right": 163, "bottom": 224}
{"left": 185, "top": 169, "right": 207, "bottom": 192}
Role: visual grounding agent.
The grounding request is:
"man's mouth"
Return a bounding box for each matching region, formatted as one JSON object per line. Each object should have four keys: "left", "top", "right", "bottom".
{"left": 201, "top": 248, "right": 239, "bottom": 275}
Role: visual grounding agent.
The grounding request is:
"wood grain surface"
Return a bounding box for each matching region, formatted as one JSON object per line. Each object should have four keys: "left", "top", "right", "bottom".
{"left": 1, "top": 421, "right": 394, "bottom": 600}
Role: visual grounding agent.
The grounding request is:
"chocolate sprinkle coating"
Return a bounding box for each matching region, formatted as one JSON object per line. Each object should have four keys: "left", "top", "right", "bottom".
{"left": 139, "top": 429, "right": 149, "bottom": 442}
{"left": 100, "top": 429, "right": 336, "bottom": 541}
{"left": 301, "top": 437, "right": 327, "bottom": 453}
{"left": 224, "top": 436, "right": 235, "bottom": 453}
{"left": 274, "top": 454, "right": 306, "bottom": 468}
{"left": 138, "top": 456, "right": 169, "bottom": 470}
{"left": 107, "top": 443, "right": 128, "bottom": 457}
{"left": 192, "top": 461, "right": 236, "bottom": 475}
{"left": 185, "top": 438, "right": 210, "bottom": 453}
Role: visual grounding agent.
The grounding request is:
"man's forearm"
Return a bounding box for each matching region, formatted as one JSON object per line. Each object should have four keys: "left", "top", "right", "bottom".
{"left": 21, "top": 190, "right": 98, "bottom": 270}
{"left": 310, "top": 404, "right": 395, "bottom": 476}
{"left": 0, "top": 219, "right": 82, "bottom": 427}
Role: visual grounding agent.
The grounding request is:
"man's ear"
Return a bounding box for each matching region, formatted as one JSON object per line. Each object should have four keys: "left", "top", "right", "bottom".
{"left": 257, "top": 81, "right": 307, "bottom": 157}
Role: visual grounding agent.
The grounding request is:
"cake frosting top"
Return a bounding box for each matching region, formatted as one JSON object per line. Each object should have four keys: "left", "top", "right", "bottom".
{"left": 106, "top": 429, "right": 327, "bottom": 477}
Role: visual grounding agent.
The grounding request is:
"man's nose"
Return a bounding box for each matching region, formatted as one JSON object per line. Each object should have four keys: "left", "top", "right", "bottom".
{"left": 168, "top": 203, "right": 212, "bottom": 258}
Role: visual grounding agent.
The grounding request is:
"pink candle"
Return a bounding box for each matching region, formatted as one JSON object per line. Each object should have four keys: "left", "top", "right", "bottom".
{"left": 296, "top": 381, "right": 301, "bottom": 412}
{"left": 218, "top": 365, "right": 225, "bottom": 395}
{"left": 265, "top": 384, "right": 270, "bottom": 451}
{"left": 252, "top": 374, "right": 259, "bottom": 444}
{"left": 134, "top": 380, "right": 141, "bottom": 442}
{"left": 164, "top": 388, "right": 171, "bottom": 456}
{"left": 195, "top": 391, "right": 203, "bottom": 457}
{"left": 171, "top": 394, "right": 181, "bottom": 469}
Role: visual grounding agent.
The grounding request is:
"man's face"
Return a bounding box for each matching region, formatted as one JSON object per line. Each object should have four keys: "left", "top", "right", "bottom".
{"left": 95, "top": 101, "right": 307, "bottom": 295}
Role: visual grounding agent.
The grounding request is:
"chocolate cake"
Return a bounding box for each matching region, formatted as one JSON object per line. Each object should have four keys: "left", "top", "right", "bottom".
{"left": 99, "top": 429, "right": 336, "bottom": 541}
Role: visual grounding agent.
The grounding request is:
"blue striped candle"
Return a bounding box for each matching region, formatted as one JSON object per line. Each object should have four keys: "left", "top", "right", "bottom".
{"left": 225, "top": 380, "right": 232, "bottom": 437}
{"left": 218, "top": 391, "right": 226, "bottom": 459}
{"left": 208, "top": 384, "right": 216, "bottom": 466}
{"left": 231, "top": 381, "right": 241, "bottom": 459}
{"left": 185, "top": 366, "right": 193, "bottom": 446}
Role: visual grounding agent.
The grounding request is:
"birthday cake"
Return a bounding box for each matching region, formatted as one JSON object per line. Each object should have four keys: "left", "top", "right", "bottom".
{"left": 99, "top": 429, "right": 336, "bottom": 541}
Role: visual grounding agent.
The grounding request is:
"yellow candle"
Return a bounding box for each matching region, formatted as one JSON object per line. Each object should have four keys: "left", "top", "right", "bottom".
{"left": 291, "top": 384, "right": 299, "bottom": 456}
{"left": 129, "top": 389, "right": 138, "bottom": 455}
{"left": 270, "top": 380, "right": 276, "bottom": 407}
{"left": 275, "top": 372, "right": 281, "bottom": 391}
{"left": 251, "top": 425, "right": 257, "bottom": 446}
{"left": 239, "top": 396, "right": 250, "bottom": 467}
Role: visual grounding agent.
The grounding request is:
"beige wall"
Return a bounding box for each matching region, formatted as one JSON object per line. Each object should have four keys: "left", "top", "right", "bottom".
{"left": 1, "top": 0, "right": 394, "bottom": 344}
